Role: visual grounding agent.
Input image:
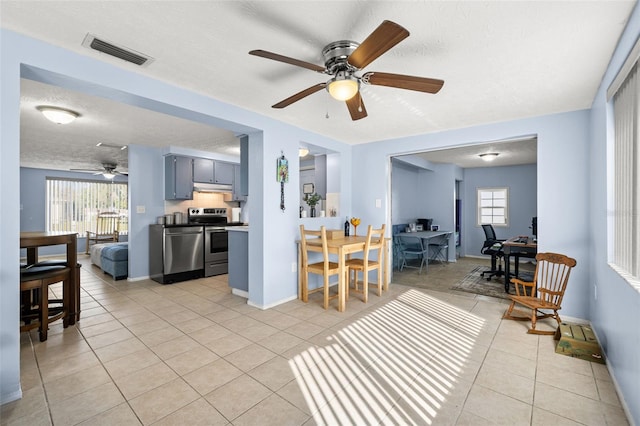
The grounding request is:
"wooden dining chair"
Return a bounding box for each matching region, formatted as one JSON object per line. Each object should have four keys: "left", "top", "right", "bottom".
{"left": 299, "top": 225, "right": 342, "bottom": 310}
{"left": 346, "top": 224, "right": 386, "bottom": 303}
{"left": 503, "top": 252, "right": 577, "bottom": 334}
{"left": 85, "top": 211, "right": 120, "bottom": 254}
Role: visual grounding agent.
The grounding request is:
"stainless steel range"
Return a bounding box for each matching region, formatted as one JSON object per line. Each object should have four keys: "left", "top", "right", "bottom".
{"left": 188, "top": 207, "right": 230, "bottom": 277}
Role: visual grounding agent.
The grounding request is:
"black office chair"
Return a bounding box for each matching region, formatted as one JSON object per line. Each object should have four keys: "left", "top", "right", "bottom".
{"left": 480, "top": 224, "right": 505, "bottom": 280}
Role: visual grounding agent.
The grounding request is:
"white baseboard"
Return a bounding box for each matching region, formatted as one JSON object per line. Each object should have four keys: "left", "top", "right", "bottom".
{"left": 1, "top": 387, "right": 22, "bottom": 406}
{"left": 247, "top": 294, "right": 298, "bottom": 310}
{"left": 231, "top": 288, "right": 249, "bottom": 298}
{"left": 589, "top": 322, "right": 636, "bottom": 426}
{"left": 126, "top": 275, "right": 149, "bottom": 282}
{"left": 560, "top": 315, "right": 589, "bottom": 325}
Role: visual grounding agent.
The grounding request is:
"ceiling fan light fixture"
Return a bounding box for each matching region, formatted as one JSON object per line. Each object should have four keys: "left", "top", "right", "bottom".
{"left": 299, "top": 148, "right": 309, "bottom": 157}
{"left": 327, "top": 73, "right": 359, "bottom": 101}
{"left": 37, "top": 106, "right": 79, "bottom": 124}
{"left": 102, "top": 172, "right": 116, "bottom": 180}
{"left": 479, "top": 153, "right": 499, "bottom": 162}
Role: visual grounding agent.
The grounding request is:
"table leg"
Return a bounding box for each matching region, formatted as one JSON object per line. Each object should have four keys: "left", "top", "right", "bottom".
{"left": 338, "top": 247, "right": 346, "bottom": 312}
{"left": 27, "top": 247, "right": 37, "bottom": 265}
{"left": 297, "top": 244, "right": 304, "bottom": 301}
{"left": 383, "top": 240, "right": 389, "bottom": 291}
{"left": 67, "top": 236, "right": 78, "bottom": 325}
{"left": 504, "top": 253, "right": 511, "bottom": 293}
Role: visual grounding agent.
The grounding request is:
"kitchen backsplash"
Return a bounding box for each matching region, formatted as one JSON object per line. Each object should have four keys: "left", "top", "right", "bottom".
{"left": 165, "top": 192, "right": 243, "bottom": 222}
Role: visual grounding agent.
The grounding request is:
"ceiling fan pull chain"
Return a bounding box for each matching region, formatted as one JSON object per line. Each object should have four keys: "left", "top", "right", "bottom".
{"left": 325, "top": 95, "right": 330, "bottom": 119}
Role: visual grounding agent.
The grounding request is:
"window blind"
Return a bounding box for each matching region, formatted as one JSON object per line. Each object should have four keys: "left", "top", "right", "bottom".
{"left": 46, "top": 178, "right": 128, "bottom": 234}
{"left": 612, "top": 63, "right": 639, "bottom": 284}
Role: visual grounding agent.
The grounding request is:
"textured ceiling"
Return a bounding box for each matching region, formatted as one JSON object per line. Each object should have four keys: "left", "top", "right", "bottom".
{"left": 2, "top": 1, "right": 636, "bottom": 172}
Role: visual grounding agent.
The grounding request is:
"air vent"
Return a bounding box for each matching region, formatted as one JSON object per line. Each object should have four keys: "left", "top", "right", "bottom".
{"left": 82, "top": 34, "right": 154, "bottom": 67}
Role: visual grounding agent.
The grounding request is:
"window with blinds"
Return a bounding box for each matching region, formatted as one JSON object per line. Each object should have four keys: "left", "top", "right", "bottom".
{"left": 477, "top": 187, "right": 508, "bottom": 226}
{"left": 611, "top": 62, "right": 639, "bottom": 287}
{"left": 46, "top": 177, "right": 128, "bottom": 234}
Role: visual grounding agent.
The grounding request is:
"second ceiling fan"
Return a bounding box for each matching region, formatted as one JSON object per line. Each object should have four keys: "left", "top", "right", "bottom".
{"left": 70, "top": 163, "right": 128, "bottom": 179}
{"left": 249, "top": 20, "right": 444, "bottom": 121}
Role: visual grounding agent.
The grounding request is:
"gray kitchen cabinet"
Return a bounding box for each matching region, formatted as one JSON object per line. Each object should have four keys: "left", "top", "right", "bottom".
{"left": 193, "top": 158, "right": 214, "bottom": 183}
{"left": 165, "top": 155, "right": 193, "bottom": 200}
{"left": 240, "top": 135, "right": 248, "bottom": 196}
{"left": 214, "top": 161, "right": 234, "bottom": 185}
{"left": 228, "top": 229, "right": 248, "bottom": 292}
{"left": 314, "top": 154, "right": 327, "bottom": 199}
{"left": 232, "top": 164, "right": 246, "bottom": 201}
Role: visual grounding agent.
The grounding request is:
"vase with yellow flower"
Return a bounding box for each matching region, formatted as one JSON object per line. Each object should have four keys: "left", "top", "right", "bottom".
{"left": 350, "top": 217, "right": 361, "bottom": 236}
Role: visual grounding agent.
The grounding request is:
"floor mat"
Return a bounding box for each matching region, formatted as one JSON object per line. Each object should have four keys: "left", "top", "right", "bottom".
{"left": 450, "top": 266, "right": 513, "bottom": 300}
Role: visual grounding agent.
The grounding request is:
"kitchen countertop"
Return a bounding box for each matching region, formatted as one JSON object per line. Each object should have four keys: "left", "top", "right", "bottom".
{"left": 226, "top": 226, "right": 249, "bottom": 232}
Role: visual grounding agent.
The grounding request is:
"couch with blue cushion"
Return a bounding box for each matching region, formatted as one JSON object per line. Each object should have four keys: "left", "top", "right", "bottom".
{"left": 90, "top": 242, "right": 128, "bottom": 280}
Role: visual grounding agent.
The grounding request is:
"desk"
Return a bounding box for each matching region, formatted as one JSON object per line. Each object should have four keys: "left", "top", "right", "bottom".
{"left": 298, "top": 236, "right": 389, "bottom": 312}
{"left": 397, "top": 230, "right": 452, "bottom": 273}
{"left": 20, "top": 232, "right": 79, "bottom": 325}
{"left": 502, "top": 236, "right": 537, "bottom": 292}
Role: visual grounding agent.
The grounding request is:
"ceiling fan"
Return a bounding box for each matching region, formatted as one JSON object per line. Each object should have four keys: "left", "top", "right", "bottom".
{"left": 70, "top": 163, "right": 128, "bottom": 179}
{"left": 249, "top": 20, "right": 444, "bottom": 121}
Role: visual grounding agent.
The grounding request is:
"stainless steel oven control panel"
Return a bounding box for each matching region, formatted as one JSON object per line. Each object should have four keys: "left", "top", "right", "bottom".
{"left": 188, "top": 207, "right": 227, "bottom": 217}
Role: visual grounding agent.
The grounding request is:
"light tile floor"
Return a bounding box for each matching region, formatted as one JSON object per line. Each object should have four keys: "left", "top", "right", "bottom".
{"left": 1, "top": 257, "right": 629, "bottom": 425}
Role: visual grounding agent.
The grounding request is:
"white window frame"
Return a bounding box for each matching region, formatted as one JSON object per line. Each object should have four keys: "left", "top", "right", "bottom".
{"left": 608, "top": 44, "right": 640, "bottom": 289}
{"left": 477, "top": 187, "right": 509, "bottom": 227}
{"left": 46, "top": 177, "right": 128, "bottom": 234}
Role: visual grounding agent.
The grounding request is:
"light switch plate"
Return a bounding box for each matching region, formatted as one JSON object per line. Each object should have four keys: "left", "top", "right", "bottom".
{"left": 136, "top": 205, "right": 145, "bottom": 214}
{"left": 375, "top": 199, "right": 381, "bottom": 208}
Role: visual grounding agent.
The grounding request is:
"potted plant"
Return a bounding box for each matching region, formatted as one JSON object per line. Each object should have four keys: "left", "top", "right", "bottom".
{"left": 303, "top": 192, "right": 322, "bottom": 217}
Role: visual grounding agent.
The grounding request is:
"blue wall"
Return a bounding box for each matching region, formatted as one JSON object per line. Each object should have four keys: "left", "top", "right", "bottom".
{"left": 2, "top": 5, "right": 639, "bottom": 420}
{"left": 20, "top": 167, "right": 129, "bottom": 256}
{"left": 391, "top": 161, "right": 424, "bottom": 224}
{"left": 353, "top": 110, "right": 590, "bottom": 319}
{"left": 420, "top": 163, "right": 457, "bottom": 261}
{"left": 391, "top": 160, "right": 536, "bottom": 262}
{"left": 1, "top": 29, "right": 351, "bottom": 405}
{"left": 127, "top": 144, "right": 165, "bottom": 279}
{"left": 588, "top": 2, "right": 640, "bottom": 422}
{"left": 462, "top": 164, "right": 537, "bottom": 256}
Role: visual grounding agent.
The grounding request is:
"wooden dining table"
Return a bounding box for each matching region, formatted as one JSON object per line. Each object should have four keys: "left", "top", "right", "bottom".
{"left": 20, "top": 231, "right": 79, "bottom": 325}
{"left": 298, "top": 235, "right": 390, "bottom": 312}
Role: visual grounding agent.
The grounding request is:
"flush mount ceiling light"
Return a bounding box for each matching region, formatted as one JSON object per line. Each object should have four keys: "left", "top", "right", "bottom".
{"left": 479, "top": 153, "right": 499, "bottom": 162}
{"left": 327, "top": 71, "right": 359, "bottom": 101}
{"left": 96, "top": 142, "right": 128, "bottom": 150}
{"left": 36, "top": 106, "right": 79, "bottom": 124}
{"left": 299, "top": 148, "right": 309, "bottom": 157}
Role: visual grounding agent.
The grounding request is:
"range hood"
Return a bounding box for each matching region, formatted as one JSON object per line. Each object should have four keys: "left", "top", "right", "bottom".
{"left": 193, "top": 183, "right": 232, "bottom": 193}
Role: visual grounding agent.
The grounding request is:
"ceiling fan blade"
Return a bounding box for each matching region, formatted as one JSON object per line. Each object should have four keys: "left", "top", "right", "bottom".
{"left": 362, "top": 72, "right": 444, "bottom": 94}
{"left": 272, "top": 83, "right": 327, "bottom": 109}
{"left": 249, "top": 49, "right": 326, "bottom": 72}
{"left": 70, "top": 168, "right": 103, "bottom": 173}
{"left": 348, "top": 20, "right": 409, "bottom": 70}
{"left": 345, "top": 92, "right": 368, "bottom": 121}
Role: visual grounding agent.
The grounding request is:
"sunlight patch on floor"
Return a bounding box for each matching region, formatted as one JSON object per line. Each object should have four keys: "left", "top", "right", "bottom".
{"left": 289, "top": 289, "right": 485, "bottom": 425}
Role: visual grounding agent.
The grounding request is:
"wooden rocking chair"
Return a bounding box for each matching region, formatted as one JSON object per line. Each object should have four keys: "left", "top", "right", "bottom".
{"left": 85, "top": 211, "right": 120, "bottom": 254}
{"left": 503, "top": 252, "right": 577, "bottom": 334}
